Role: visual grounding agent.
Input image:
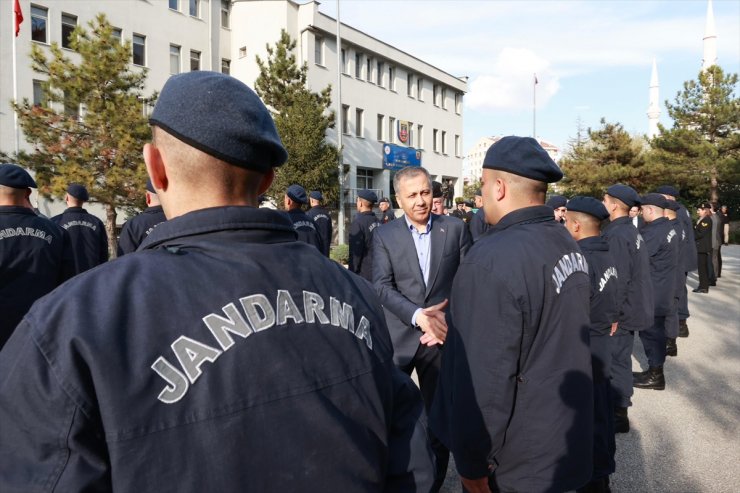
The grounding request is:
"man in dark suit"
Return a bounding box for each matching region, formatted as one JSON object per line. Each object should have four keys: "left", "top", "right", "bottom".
{"left": 694, "top": 203, "right": 713, "bottom": 293}
{"left": 373, "top": 166, "right": 471, "bottom": 491}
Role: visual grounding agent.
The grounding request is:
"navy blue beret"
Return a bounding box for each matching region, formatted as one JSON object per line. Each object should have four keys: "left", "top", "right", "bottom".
{"left": 483, "top": 136, "right": 563, "bottom": 183}
{"left": 0, "top": 163, "right": 37, "bottom": 189}
{"left": 67, "top": 183, "right": 89, "bottom": 201}
{"left": 286, "top": 184, "right": 308, "bottom": 204}
{"left": 566, "top": 196, "right": 609, "bottom": 221}
{"left": 641, "top": 193, "right": 669, "bottom": 209}
{"left": 357, "top": 189, "right": 378, "bottom": 204}
{"left": 146, "top": 178, "right": 155, "bottom": 193}
{"left": 665, "top": 199, "right": 680, "bottom": 211}
{"left": 309, "top": 190, "right": 323, "bottom": 201}
{"left": 463, "top": 200, "right": 474, "bottom": 207}
{"left": 149, "top": 72, "right": 288, "bottom": 173}
{"left": 698, "top": 202, "right": 711, "bottom": 209}
{"left": 655, "top": 185, "right": 679, "bottom": 197}
{"left": 379, "top": 197, "right": 390, "bottom": 204}
{"left": 474, "top": 189, "right": 482, "bottom": 197}
{"left": 546, "top": 194, "right": 568, "bottom": 209}
{"left": 606, "top": 184, "right": 641, "bottom": 207}
{"left": 432, "top": 181, "right": 443, "bottom": 198}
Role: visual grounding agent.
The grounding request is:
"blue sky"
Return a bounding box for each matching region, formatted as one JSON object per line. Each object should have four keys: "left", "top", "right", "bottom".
{"left": 316, "top": 0, "right": 740, "bottom": 155}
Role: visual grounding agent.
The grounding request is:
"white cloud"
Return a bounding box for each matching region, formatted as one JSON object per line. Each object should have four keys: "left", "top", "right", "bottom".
{"left": 466, "top": 48, "right": 560, "bottom": 112}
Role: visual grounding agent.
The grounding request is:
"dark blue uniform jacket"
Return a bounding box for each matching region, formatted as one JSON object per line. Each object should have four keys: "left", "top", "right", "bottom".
{"left": 641, "top": 217, "right": 680, "bottom": 317}
{"left": 0, "top": 206, "right": 73, "bottom": 348}
{"left": 578, "top": 236, "right": 619, "bottom": 336}
{"left": 286, "top": 208, "right": 324, "bottom": 252}
{"left": 677, "top": 204, "right": 697, "bottom": 272}
{"left": 669, "top": 218, "right": 686, "bottom": 302}
{"left": 431, "top": 206, "right": 593, "bottom": 493}
{"left": 0, "top": 206, "right": 434, "bottom": 492}
{"left": 51, "top": 207, "right": 108, "bottom": 274}
{"left": 349, "top": 210, "right": 380, "bottom": 282}
{"left": 602, "top": 216, "right": 654, "bottom": 332}
{"left": 468, "top": 208, "right": 490, "bottom": 242}
{"left": 116, "top": 205, "right": 166, "bottom": 256}
{"left": 306, "top": 205, "right": 332, "bottom": 257}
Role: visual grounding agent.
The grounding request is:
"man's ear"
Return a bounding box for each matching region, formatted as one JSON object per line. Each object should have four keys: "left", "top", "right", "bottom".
{"left": 144, "top": 143, "right": 168, "bottom": 192}
{"left": 495, "top": 177, "right": 506, "bottom": 201}
{"left": 258, "top": 168, "right": 274, "bottom": 195}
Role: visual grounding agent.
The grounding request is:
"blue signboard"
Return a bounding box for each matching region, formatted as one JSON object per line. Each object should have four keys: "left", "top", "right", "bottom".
{"left": 382, "top": 143, "right": 422, "bottom": 171}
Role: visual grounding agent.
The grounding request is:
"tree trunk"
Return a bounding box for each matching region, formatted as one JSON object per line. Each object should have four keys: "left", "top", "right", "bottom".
{"left": 710, "top": 165, "right": 719, "bottom": 203}
{"left": 106, "top": 203, "right": 118, "bottom": 259}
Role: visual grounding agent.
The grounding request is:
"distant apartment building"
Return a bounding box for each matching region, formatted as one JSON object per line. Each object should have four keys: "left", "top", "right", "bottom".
{"left": 1, "top": 0, "right": 467, "bottom": 231}
{"left": 463, "top": 136, "right": 560, "bottom": 184}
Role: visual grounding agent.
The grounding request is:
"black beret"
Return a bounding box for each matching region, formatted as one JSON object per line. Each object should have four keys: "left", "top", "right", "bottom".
{"left": 474, "top": 189, "right": 482, "bottom": 197}
{"left": 379, "top": 197, "right": 390, "bottom": 204}
{"left": 641, "top": 193, "right": 669, "bottom": 209}
{"left": 432, "top": 181, "right": 443, "bottom": 198}
{"left": 357, "top": 189, "right": 378, "bottom": 204}
{"left": 606, "top": 184, "right": 641, "bottom": 207}
{"left": 566, "top": 196, "right": 609, "bottom": 221}
{"left": 546, "top": 194, "right": 567, "bottom": 209}
{"left": 66, "top": 183, "right": 89, "bottom": 201}
{"left": 309, "top": 190, "right": 323, "bottom": 201}
{"left": 463, "top": 200, "right": 474, "bottom": 207}
{"left": 0, "top": 163, "right": 37, "bottom": 189}
{"left": 149, "top": 71, "right": 288, "bottom": 173}
{"left": 286, "top": 184, "right": 308, "bottom": 204}
{"left": 698, "top": 202, "right": 711, "bottom": 209}
{"left": 146, "top": 178, "right": 155, "bottom": 193}
{"left": 665, "top": 200, "right": 681, "bottom": 211}
{"left": 483, "top": 136, "right": 563, "bottom": 183}
{"left": 655, "top": 185, "right": 679, "bottom": 197}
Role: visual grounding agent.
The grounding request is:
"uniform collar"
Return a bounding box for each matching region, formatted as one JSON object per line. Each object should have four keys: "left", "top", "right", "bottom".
{"left": 603, "top": 215, "right": 631, "bottom": 230}
{"left": 491, "top": 205, "right": 554, "bottom": 232}
{"left": 144, "top": 205, "right": 164, "bottom": 214}
{"left": 139, "top": 206, "right": 297, "bottom": 250}
{"left": 0, "top": 205, "right": 37, "bottom": 216}
{"left": 578, "top": 235, "right": 609, "bottom": 251}
{"left": 644, "top": 216, "right": 668, "bottom": 228}
{"left": 65, "top": 207, "right": 87, "bottom": 213}
{"left": 360, "top": 210, "right": 376, "bottom": 216}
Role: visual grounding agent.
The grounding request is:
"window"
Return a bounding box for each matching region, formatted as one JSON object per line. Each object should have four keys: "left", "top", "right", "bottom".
{"left": 189, "top": 0, "right": 199, "bottom": 17}
{"left": 169, "top": 0, "right": 179, "bottom": 11}
{"left": 357, "top": 169, "right": 374, "bottom": 190}
{"left": 31, "top": 6, "right": 48, "bottom": 43}
{"left": 170, "top": 45, "right": 181, "bottom": 74}
{"left": 408, "top": 122, "right": 414, "bottom": 147}
{"left": 433, "top": 129, "right": 438, "bottom": 152}
{"left": 433, "top": 84, "right": 440, "bottom": 106}
{"left": 112, "top": 28, "right": 122, "bottom": 43}
{"left": 417, "top": 78, "right": 423, "bottom": 101}
{"left": 407, "top": 73, "right": 413, "bottom": 97}
{"left": 221, "top": 58, "right": 230, "bottom": 75}
{"left": 455, "top": 135, "right": 461, "bottom": 157}
{"left": 238, "top": 46, "right": 247, "bottom": 58}
{"left": 377, "top": 114, "right": 384, "bottom": 141}
{"left": 61, "top": 14, "right": 77, "bottom": 49}
{"left": 341, "top": 48, "right": 348, "bottom": 74}
{"left": 32, "top": 80, "right": 45, "bottom": 107}
{"left": 455, "top": 93, "right": 462, "bottom": 114}
{"left": 376, "top": 61, "right": 384, "bottom": 86}
{"left": 64, "top": 92, "right": 79, "bottom": 119}
{"left": 190, "top": 50, "right": 201, "bottom": 71}
{"left": 132, "top": 34, "right": 146, "bottom": 66}
{"left": 388, "top": 117, "right": 396, "bottom": 143}
{"left": 355, "top": 52, "right": 362, "bottom": 78}
{"left": 342, "top": 105, "right": 349, "bottom": 134}
{"left": 366, "top": 57, "right": 372, "bottom": 82}
{"left": 441, "top": 87, "right": 447, "bottom": 109}
{"left": 441, "top": 131, "right": 447, "bottom": 154}
{"left": 388, "top": 66, "right": 395, "bottom": 91}
{"left": 221, "top": 0, "right": 231, "bottom": 28}
{"left": 314, "top": 36, "right": 324, "bottom": 65}
{"left": 355, "top": 108, "right": 364, "bottom": 137}
{"left": 417, "top": 124, "right": 424, "bottom": 149}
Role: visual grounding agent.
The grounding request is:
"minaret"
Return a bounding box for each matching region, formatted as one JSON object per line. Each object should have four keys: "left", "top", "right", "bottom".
{"left": 647, "top": 59, "right": 660, "bottom": 139}
{"left": 702, "top": 0, "right": 717, "bottom": 71}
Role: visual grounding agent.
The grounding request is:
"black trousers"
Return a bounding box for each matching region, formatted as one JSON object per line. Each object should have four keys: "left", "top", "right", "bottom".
{"left": 610, "top": 328, "right": 634, "bottom": 408}
{"left": 400, "top": 343, "right": 449, "bottom": 492}
{"left": 697, "top": 252, "right": 710, "bottom": 289}
{"left": 718, "top": 244, "right": 723, "bottom": 277}
{"left": 639, "top": 316, "right": 667, "bottom": 368}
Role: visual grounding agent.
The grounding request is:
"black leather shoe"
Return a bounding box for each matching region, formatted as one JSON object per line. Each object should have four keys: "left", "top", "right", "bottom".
{"left": 577, "top": 477, "right": 609, "bottom": 493}
{"left": 678, "top": 320, "right": 689, "bottom": 338}
{"left": 666, "top": 338, "right": 677, "bottom": 357}
{"left": 614, "top": 407, "right": 629, "bottom": 434}
{"left": 633, "top": 366, "right": 665, "bottom": 390}
{"left": 709, "top": 282, "right": 716, "bottom": 286}
{"left": 632, "top": 369, "right": 648, "bottom": 378}
{"left": 692, "top": 288, "right": 708, "bottom": 293}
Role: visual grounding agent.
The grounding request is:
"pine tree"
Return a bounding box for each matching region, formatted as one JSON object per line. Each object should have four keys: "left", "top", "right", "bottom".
{"left": 651, "top": 65, "right": 740, "bottom": 203}
{"left": 11, "top": 14, "right": 155, "bottom": 257}
{"left": 254, "top": 30, "right": 339, "bottom": 205}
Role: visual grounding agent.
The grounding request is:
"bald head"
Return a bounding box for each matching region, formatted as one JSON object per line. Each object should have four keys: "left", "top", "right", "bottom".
{"left": 564, "top": 210, "right": 601, "bottom": 241}
{"left": 481, "top": 168, "right": 548, "bottom": 225}
{"left": 0, "top": 184, "right": 31, "bottom": 206}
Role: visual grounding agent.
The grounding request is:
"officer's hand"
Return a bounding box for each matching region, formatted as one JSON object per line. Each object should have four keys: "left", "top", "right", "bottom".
{"left": 419, "top": 331, "right": 443, "bottom": 347}
{"left": 416, "top": 299, "right": 449, "bottom": 344}
{"left": 460, "top": 476, "right": 491, "bottom": 493}
{"left": 610, "top": 322, "right": 619, "bottom": 336}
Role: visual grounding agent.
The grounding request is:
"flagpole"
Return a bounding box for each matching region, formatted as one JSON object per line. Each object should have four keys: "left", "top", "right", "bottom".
{"left": 12, "top": 0, "right": 20, "bottom": 155}
{"left": 532, "top": 73, "right": 537, "bottom": 139}
{"left": 335, "top": 0, "right": 345, "bottom": 245}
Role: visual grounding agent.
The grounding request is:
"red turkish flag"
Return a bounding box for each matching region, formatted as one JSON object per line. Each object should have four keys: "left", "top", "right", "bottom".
{"left": 14, "top": 0, "right": 24, "bottom": 37}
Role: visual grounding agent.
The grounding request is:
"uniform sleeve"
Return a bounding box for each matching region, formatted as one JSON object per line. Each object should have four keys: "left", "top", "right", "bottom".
{"left": 99, "top": 220, "right": 110, "bottom": 264}
{"left": 348, "top": 220, "right": 364, "bottom": 273}
{"left": 384, "top": 368, "right": 435, "bottom": 492}
{"left": 607, "top": 236, "right": 632, "bottom": 320}
{"left": 372, "top": 230, "right": 421, "bottom": 326}
{"left": 116, "top": 221, "right": 136, "bottom": 257}
{"left": 458, "top": 220, "right": 472, "bottom": 259}
{"left": 437, "top": 263, "right": 523, "bottom": 479}
{"left": 59, "top": 228, "right": 76, "bottom": 282}
{"left": 0, "top": 322, "right": 110, "bottom": 492}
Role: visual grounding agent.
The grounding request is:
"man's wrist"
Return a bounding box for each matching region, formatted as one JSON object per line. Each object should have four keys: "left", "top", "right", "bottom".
{"left": 411, "top": 308, "right": 422, "bottom": 327}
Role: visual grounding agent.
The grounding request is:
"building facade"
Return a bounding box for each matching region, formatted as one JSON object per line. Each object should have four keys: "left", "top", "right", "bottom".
{"left": 2, "top": 0, "right": 466, "bottom": 231}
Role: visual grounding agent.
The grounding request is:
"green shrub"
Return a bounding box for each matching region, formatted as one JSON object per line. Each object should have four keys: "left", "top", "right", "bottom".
{"left": 330, "top": 244, "right": 349, "bottom": 265}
